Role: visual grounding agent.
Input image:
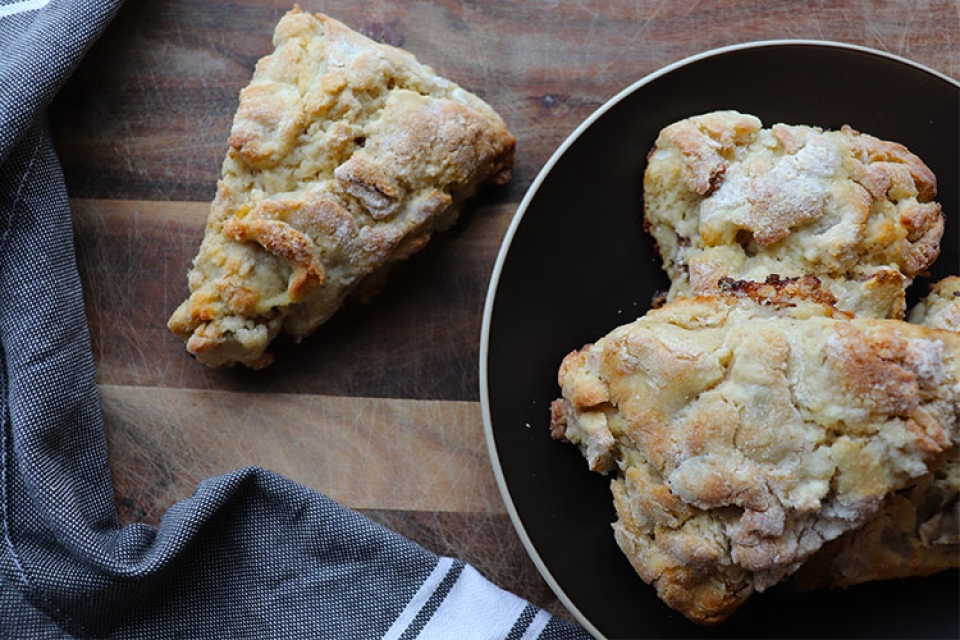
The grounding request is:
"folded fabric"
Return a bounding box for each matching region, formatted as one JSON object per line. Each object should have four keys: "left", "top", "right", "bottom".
{"left": 0, "top": 2, "right": 591, "bottom": 637}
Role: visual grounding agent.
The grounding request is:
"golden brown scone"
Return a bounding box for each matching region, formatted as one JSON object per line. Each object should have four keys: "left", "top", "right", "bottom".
{"left": 550, "top": 279, "right": 960, "bottom": 625}
{"left": 792, "top": 276, "right": 960, "bottom": 590}
{"left": 790, "top": 450, "right": 958, "bottom": 591}
{"left": 168, "top": 7, "right": 515, "bottom": 368}
{"left": 643, "top": 111, "right": 943, "bottom": 319}
{"left": 909, "top": 276, "right": 960, "bottom": 331}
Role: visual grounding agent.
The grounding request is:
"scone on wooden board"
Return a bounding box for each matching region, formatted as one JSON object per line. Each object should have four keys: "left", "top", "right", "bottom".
{"left": 168, "top": 6, "right": 515, "bottom": 368}
{"left": 550, "top": 278, "right": 960, "bottom": 625}
{"left": 643, "top": 110, "right": 944, "bottom": 319}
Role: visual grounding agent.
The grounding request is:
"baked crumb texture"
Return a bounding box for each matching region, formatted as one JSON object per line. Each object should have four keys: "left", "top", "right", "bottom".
{"left": 791, "top": 275, "right": 960, "bottom": 591}
{"left": 909, "top": 275, "right": 960, "bottom": 332}
{"left": 168, "top": 7, "right": 515, "bottom": 368}
{"left": 552, "top": 110, "right": 956, "bottom": 625}
{"left": 643, "top": 110, "right": 944, "bottom": 320}
{"left": 551, "top": 283, "right": 960, "bottom": 625}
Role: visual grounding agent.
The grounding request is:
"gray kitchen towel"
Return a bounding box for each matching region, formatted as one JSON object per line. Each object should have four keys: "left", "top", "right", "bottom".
{"left": 0, "top": 1, "right": 592, "bottom": 638}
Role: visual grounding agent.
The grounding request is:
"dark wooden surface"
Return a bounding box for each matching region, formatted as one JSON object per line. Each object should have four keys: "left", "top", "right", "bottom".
{"left": 49, "top": 0, "right": 958, "bottom": 626}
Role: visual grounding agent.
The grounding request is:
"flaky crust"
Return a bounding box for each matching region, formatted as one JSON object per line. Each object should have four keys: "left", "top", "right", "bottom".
{"left": 168, "top": 7, "right": 515, "bottom": 368}
{"left": 643, "top": 111, "right": 944, "bottom": 319}
{"left": 551, "top": 283, "right": 960, "bottom": 625}
{"left": 792, "top": 276, "right": 960, "bottom": 590}
{"left": 909, "top": 276, "right": 960, "bottom": 332}
{"left": 790, "top": 449, "right": 959, "bottom": 591}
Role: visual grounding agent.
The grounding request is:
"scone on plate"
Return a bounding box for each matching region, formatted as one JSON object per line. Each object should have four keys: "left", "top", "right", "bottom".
{"left": 791, "top": 276, "right": 960, "bottom": 590}
{"left": 550, "top": 278, "right": 960, "bottom": 625}
{"left": 909, "top": 275, "right": 960, "bottom": 331}
{"left": 168, "top": 7, "right": 515, "bottom": 368}
{"left": 643, "top": 110, "right": 944, "bottom": 319}
{"left": 790, "top": 448, "right": 958, "bottom": 591}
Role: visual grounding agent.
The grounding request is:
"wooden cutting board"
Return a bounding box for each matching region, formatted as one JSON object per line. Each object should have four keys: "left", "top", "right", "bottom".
{"left": 49, "top": 0, "right": 958, "bottom": 619}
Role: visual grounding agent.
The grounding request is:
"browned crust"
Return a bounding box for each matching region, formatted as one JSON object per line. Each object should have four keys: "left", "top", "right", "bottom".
{"left": 642, "top": 111, "right": 944, "bottom": 319}
{"left": 716, "top": 274, "right": 842, "bottom": 309}
{"left": 168, "top": 7, "right": 515, "bottom": 368}
{"left": 552, "top": 288, "right": 960, "bottom": 625}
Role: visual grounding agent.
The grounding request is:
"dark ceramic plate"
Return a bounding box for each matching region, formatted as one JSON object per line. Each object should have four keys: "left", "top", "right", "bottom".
{"left": 481, "top": 41, "right": 959, "bottom": 639}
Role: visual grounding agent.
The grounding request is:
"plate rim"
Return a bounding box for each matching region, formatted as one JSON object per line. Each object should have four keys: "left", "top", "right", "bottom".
{"left": 479, "top": 38, "right": 960, "bottom": 639}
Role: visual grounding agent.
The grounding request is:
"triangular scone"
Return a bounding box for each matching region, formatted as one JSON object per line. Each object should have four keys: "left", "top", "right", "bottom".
{"left": 643, "top": 111, "right": 943, "bottom": 319}
{"left": 792, "top": 276, "right": 960, "bottom": 590}
{"left": 168, "top": 7, "right": 515, "bottom": 368}
{"left": 550, "top": 279, "right": 960, "bottom": 625}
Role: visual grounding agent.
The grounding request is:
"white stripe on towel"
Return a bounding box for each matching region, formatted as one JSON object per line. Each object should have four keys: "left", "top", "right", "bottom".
{"left": 381, "top": 557, "right": 456, "bottom": 640}
{"left": 518, "top": 609, "right": 552, "bottom": 640}
{"left": 0, "top": 0, "right": 51, "bottom": 18}
{"left": 415, "top": 563, "right": 533, "bottom": 640}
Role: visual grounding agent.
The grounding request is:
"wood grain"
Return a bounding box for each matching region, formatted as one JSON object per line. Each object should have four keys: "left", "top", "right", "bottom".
{"left": 73, "top": 197, "right": 510, "bottom": 400}
{"left": 103, "top": 385, "right": 499, "bottom": 516}
{"left": 103, "top": 383, "right": 572, "bottom": 616}
{"left": 52, "top": 0, "right": 958, "bottom": 629}
{"left": 52, "top": 0, "right": 958, "bottom": 203}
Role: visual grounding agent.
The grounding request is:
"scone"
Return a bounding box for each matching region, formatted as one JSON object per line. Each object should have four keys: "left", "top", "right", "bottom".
{"left": 909, "top": 275, "right": 960, "bottom": 331}
{"left": 789, "top": 450, "right": 958, "bottom": 591}
{"left": 168, "top": 7, "right": 515, "bottom": 368}
{"left": 792, "top": 276, "right": 960, "bottom": 590}
{"left": 643, "top": 110, "right": 943, "bottom": 319}
{"left": 550, "top": 278, "right": 960, "bottom": 625}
